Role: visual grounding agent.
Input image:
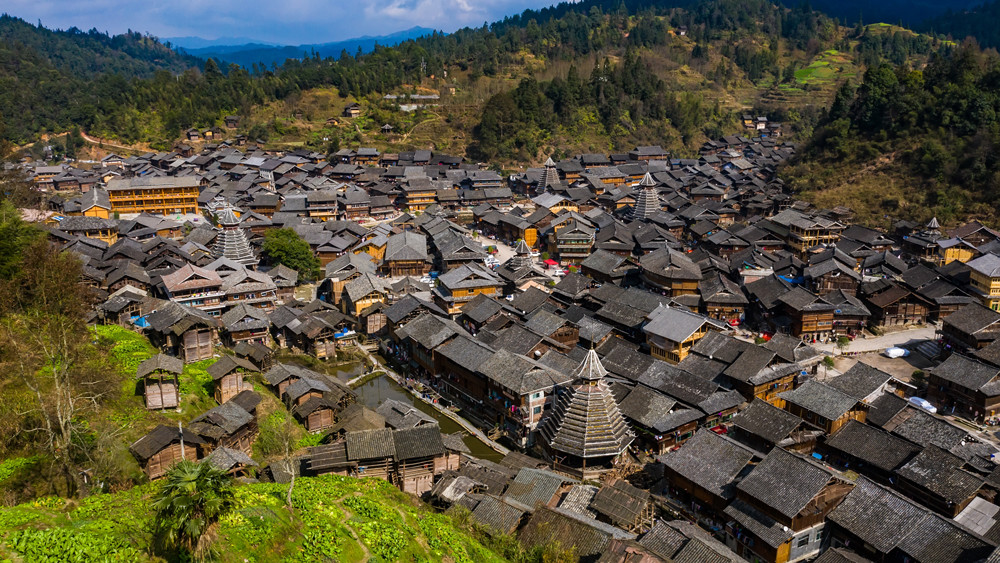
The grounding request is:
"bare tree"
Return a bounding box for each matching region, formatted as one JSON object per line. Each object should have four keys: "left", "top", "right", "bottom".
{"left": 0, "top": 240, "right": 115, "bottom": 496}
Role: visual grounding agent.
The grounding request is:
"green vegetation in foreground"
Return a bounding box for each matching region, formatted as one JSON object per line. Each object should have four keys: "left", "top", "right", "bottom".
{"left": 0, "top": 475, "right": 511, "bottom": 562}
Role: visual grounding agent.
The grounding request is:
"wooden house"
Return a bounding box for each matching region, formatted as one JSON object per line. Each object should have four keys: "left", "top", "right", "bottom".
{"left": 639, "top": 248, "right": 702, "bottom": 297}
{"left": 267, "top": 265, "right": 298, "bottom": 303}
{"left": 136, "top": 354, "right": 183, "bottom": 410}
{"left": 941, "top": 303, "right": 1000, "bottom": 351}
{"left": 232, "top": 341, "right": 273, "bottom": 372}
{"left": 432, "top": 263, "right": 504, "bottom": 316}
{"left": 341, "top": 272, "right": 391, "bottom": 317}
{"left": 859, "top": 280, "right": 931, "bottom": 328}
{"left": 821, "top": 420, "right": 920, "bottom": 485}
{"left": 803, "top": 255, "right": 861, "bottom": 296}
{"left": 189, "top": 392, "right": 262, "bottom": 455}
{"left": 894, "top": 446, "right": 984, "bottom": 517}
{"left": 775, "top": 287, "right": 835, "bottom": 341}
{"left": 282, "top": 372, "right": 356, "bottom": 432}
{"left": 383, "top": 231, "right": 430, "bottom": 277}
{"left": 926, "top": 353, "right": 1000, "bottom": 421}
{"left": 394, "top": 424, "right": 451, "bottom": 496}
{"left": 729, "top": 399, "right": 821, "bottom": 454}
{"left": 826, "top": 477, "right": 994, "bottom": 562}
{"left": 201, "top": 446, "right": 258, "bottom": 477}
{"left": 207, "top": 355, "right": 258, "bottom": 404}
{"left": 129, "top": 424, "right": 207, "bottom": 480}
{"left": 660, "top": 429, "right": 755, "bottom": 516}
{"left": 643, "top": 306, "right": 716, "bottom": 364}
{"left": 778, "top": 380, "right": 867, "bottom": 434}
{"left": 144, "top": 301, "right": 220, "bottom": 362}
{"left": 221, "top": 303, "right": 271, "bottom": 347}
{"left": 724, "top": 448, "right": 854, "bottom": 563}
{"left": 342, "top": 103, "right": 362, "bottom": 118}
{"left": 589, "top": 479, "right": 655, "bottom": 533}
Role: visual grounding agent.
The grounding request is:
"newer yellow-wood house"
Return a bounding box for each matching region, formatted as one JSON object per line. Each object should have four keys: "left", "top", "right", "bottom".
{"left": 967, "top": 254, "right": 1000, "bottom": 311}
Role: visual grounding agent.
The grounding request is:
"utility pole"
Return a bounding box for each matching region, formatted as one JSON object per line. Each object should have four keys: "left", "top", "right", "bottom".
{"left": 179, "top": 421, "right": 186, "bottom": 460}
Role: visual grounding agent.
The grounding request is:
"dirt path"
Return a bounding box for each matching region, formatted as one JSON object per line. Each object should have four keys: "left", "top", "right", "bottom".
{"left": 79, "top": 132, "right": 146, "bottom": 153}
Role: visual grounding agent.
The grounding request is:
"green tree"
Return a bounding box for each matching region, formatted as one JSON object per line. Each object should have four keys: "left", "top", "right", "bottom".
{"left": 261, "top": 228, "right": 321, "bottom": 281}
{"left": 152, "top": 460, "right": 235, "bottom": 560}
{"left": 0, "top": 201, "right": 43, "bottom": 280}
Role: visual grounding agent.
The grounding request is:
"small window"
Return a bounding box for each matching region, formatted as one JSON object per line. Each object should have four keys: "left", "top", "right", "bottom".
{"left": 797, "top": 535, "right": 810, "bottom": 548}
{"left": 814, "top": 530, "right": 823, "bottom": 543}
{"left": 533, "top": 406, "right": 541, "bottom": 414}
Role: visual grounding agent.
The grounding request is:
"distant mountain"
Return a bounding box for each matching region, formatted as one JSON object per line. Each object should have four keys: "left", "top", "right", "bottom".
{"left": 163, "top": 36, "right": 282, "bottom": 50}
{"left": 0, "top": 14, "right": 199, "bottom": 82}
{"left": 185, "top": 26, "right": 438, "bottom": 68}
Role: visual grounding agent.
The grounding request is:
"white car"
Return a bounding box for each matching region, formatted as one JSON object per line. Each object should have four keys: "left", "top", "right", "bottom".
{"left": 552, "top": 269, "right": 566, "bottom": 277}
{"left": 884, "top": 347, "right": 910, "bottom": 358}
{"left": 908, "top": 396, "right": 937, "bottom": 414}
{"left": 418, "top": 276, "right": 433, "bottom": 284}
{"left": 529, "top": 249, "right": 540, "bottom": 257}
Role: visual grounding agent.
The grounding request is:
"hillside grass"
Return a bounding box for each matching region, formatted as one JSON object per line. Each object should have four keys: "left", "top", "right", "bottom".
{"left": 0, "top": 476, "right": 511, "bottom": 562}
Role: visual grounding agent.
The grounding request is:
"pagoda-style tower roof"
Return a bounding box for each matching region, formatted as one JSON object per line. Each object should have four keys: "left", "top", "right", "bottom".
{"left": 538, "top": 349, "right": 633, "bottom": 460}
{"left": 213, "top": 206, "right": 258, "bottom": 268}
{"left": 506, "top": 239, "right": 534, "bottom": 269}
{"left": 630, "top": 173, "right": 660, "bottom": 222}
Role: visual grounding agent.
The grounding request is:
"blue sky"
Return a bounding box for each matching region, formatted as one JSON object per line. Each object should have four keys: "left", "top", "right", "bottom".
{"left": 6, "top": 0, "right": 561, "bottom": 45}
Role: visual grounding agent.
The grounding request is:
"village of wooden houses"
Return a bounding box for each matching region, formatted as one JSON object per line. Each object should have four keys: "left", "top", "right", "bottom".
{"left": 19, "top": 123, "right": 1000, "bottom": 563}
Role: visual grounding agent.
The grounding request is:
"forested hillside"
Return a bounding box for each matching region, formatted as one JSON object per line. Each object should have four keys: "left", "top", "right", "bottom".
{"left": 783, "top": 42, "right": 1000, "bottom": 224}
{"left": 0, "top": 0, "right": 951, "bottom": 160}
{"left": 920, "top": 1, "right": 1000, "bottom": 50}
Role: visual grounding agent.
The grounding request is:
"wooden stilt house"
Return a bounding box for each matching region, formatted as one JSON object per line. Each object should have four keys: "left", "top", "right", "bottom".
{"left": 129, "top": 424, "right": 207, "bottom": 480}
{"left": 136, "top": 354, "right": 183, "bottom": 410}
{"left": 207, "top": 355, "right": 257, "bottom": 404}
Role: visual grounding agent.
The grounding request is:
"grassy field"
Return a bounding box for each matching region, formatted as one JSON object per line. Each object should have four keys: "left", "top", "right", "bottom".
{"left": 0, "top": 475, "right": 512, "bottom": 562}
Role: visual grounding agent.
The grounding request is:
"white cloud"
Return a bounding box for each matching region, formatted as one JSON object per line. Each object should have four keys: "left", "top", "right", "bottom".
{"left": 3, "top": 0, "right": 556, "bottom": 44}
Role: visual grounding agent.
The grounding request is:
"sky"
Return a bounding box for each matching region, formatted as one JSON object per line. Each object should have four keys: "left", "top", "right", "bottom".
{"left": 5, "top": 0, "right": 562, "bottom": 45}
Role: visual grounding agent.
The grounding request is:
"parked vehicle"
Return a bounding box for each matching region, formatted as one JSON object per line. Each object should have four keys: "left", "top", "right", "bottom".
{"left": 908, "top": 396, "right": 937, "bottom": 414}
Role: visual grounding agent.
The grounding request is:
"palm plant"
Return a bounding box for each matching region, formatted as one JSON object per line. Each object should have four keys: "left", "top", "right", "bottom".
{"left": 152, "top": 460, "right": 235, "bottom": 560}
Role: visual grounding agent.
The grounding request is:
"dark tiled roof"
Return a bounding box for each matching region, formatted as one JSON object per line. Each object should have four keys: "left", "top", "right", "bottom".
{"left": 724, "top": 498, "right": 793, "bottom": 548}
{"left": 779, "top": 380, "right": 859, "bottom": 421}
{"left": 393, "top": 424, "right": 445, "bottom": 460}
{"left": 895, "top": 446, "right": 984, "bottom": 505}
{"left": 589, "top": 479, "right": 649, "bottom": 528}
{"left": 826, "top": 477, "right": 928, "bottom": 554}
{"left": 136, "top": 353, "right": 183, "bottom": 378}
{"left": 206, "top": 355, "right": 258, "bottom": 380}
{"left": 660, "top": 430, "right": 753, "bottom": 500}
{"left": 730, "top": 399, "right": 802, "bottom": 444}
{"left": 737, "top": 448, "right": 834, "bottom": 519}
{"left": 932, "top": 353, "right": 1000, "bottom": 392}
{"left": 345, "top": 427, "right": 396, "bottom": 460}
{"left": 896, "top": 513, "right": 995, "bottom": 563}
{"left": 129, "top": 424, "right": 207, "bottom": 461}
{"left": 866, "top": 392, "right": 908, "bottom": 428}
{"left": 943, "top": 303, "right": 1000, "bottom": 338}
{"left": 889, "top": 409, "right": 968, "bottom": 449}
{"left": 827, "top": 361, "right": 892, "bottom": 401}
{"left": 824, "top": 420, "right": 920, "bottom": 472}
{"left": 637, "top": 521, "right": 686, "bottom": 559}
{"left": 502, "top": 467, "right": 568, "bottom": 511}
{"left": 617, "top": 384, "right": 677, "bottom": 430}
{"left": 471, "top": 495, "right": 526, "bottom": 534}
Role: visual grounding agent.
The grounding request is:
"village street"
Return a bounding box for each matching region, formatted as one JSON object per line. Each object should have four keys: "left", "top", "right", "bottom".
{"left": 811, "top": 325, "right": 939, "bottom": 354}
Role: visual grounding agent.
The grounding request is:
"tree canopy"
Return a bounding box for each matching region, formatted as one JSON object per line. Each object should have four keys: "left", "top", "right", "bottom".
{"left": 261, "top": 228, "right": 321, "bottom": 281}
